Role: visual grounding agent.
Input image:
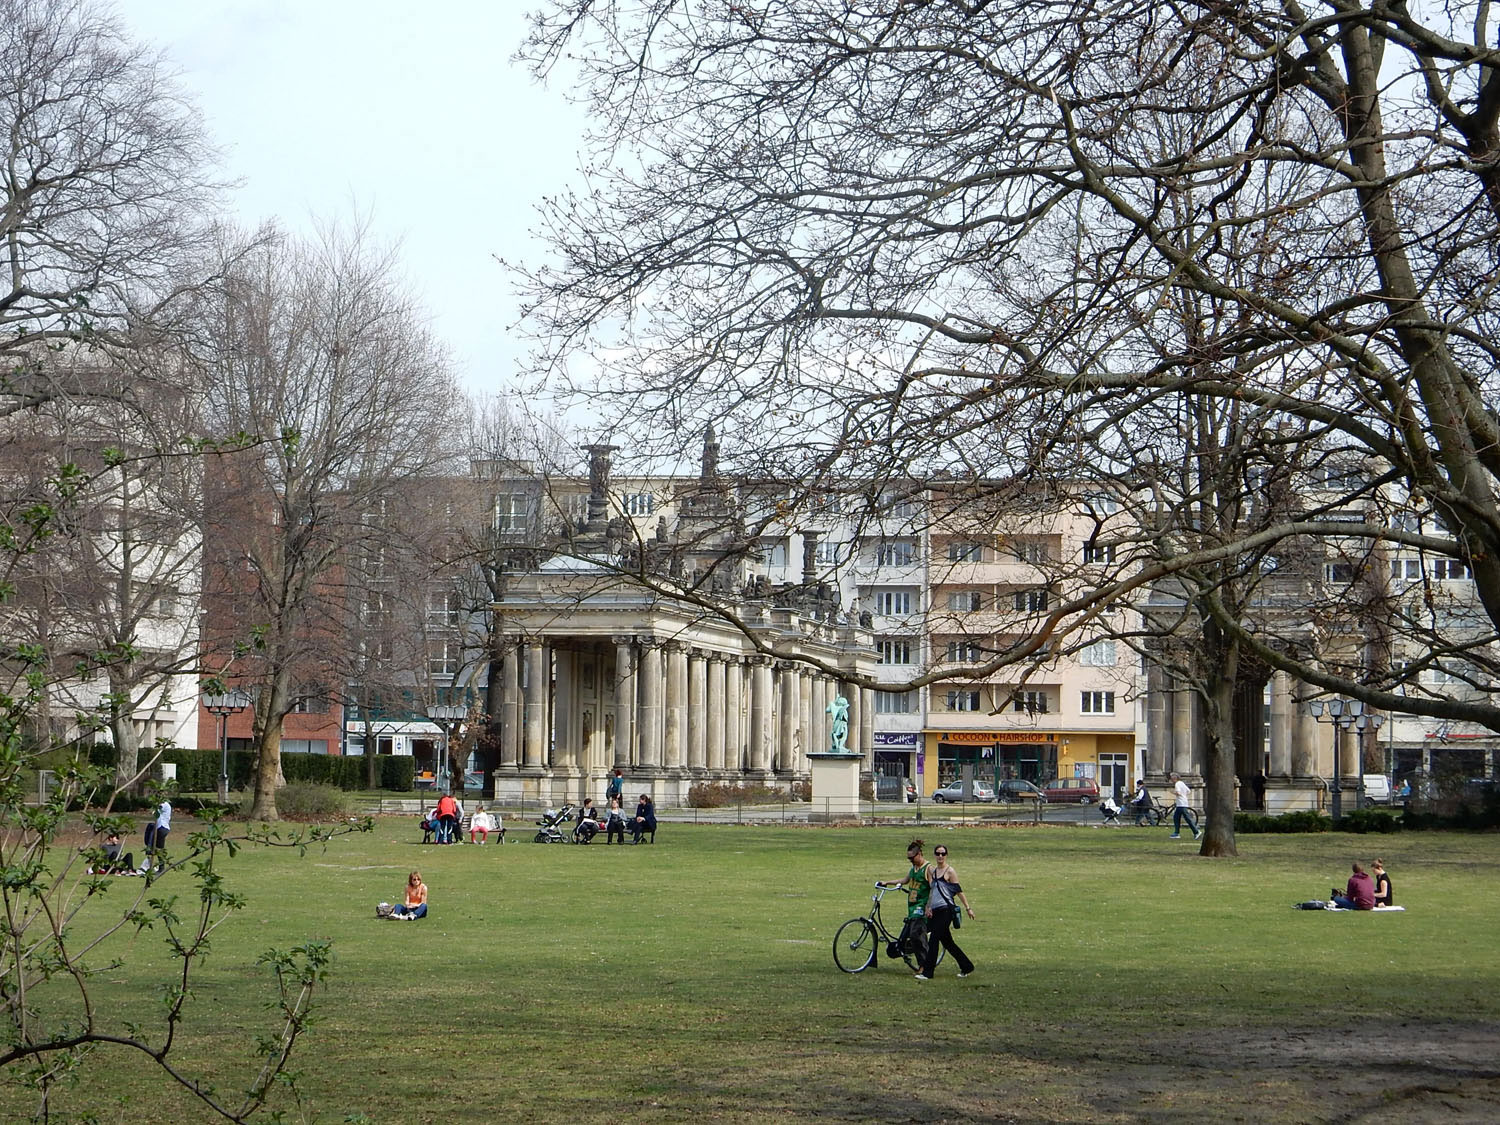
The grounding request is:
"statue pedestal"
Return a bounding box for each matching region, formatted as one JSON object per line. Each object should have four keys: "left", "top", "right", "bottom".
{"left": 808, "top": 752, "right": 861, "bottom": 822}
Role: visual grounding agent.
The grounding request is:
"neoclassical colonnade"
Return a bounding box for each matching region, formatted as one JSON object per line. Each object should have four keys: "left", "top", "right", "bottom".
{"left": 487, "top": 593, "right": 877, "bottom": 806}
{"left": 1145, "top": 667, "right": 1348, "bottom": 811}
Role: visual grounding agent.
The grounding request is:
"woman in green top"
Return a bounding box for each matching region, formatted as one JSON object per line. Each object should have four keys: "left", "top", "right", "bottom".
{"left": 882, "top": 839, "right": 932, "bottom": 962}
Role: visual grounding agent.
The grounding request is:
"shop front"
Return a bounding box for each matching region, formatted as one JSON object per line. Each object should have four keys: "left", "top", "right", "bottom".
{"left": 922, "top": 729, "right": 1136, "bottom": 794}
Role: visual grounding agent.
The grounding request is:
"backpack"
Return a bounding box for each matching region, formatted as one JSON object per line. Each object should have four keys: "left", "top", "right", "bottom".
{"left": 375, "top": 902, "right": 395, "bottom": 918}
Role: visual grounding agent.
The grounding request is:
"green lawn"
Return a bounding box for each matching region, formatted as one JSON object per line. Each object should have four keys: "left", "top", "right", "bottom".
{"left": 14, "top": 820, "right": 1500, "bottom": 1123}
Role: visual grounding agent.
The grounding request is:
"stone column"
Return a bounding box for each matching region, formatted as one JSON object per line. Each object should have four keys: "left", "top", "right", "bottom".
{"left": 663, "top": 642, "right": 686, "bottom": 770}
{"left": 553, "top": 648, "right": 575, "bottom": 769}
{"left": 725, "top": 657, "right": 744, "bottom": 773}
{"left": 858, "top": 684, "right": 875, "bottom": 771}
{"left": 750, "top": 656, "right": 773, "bottom": 774}
{"left": 704, "top": 654, "right": 724, "bottom": 772}
{"left": 779, "top": 663, "right": 799, "bottom": 775}
{"left": 523, "top": 641, "right": 548, "bottom": 768}
{"left": 1269, "top": 671, "right": 1293, "bottom": 776}
{"left": 1292, "top": 698, "right": 1318, "bottom": 777}
{"left": 1171, "top": 680, "right": 1195, "bottom": 776}
{"left": 638, "top": 640, "right": 662, "bottom": 769}
{"left": 1145, "top": 661, "right": 1168, "bottom": 778}
{"left": 613, "top": 637, "right": 636, "bottom": 769}
{"left": 499, "top": 640, "right": 520, "bottom": 769}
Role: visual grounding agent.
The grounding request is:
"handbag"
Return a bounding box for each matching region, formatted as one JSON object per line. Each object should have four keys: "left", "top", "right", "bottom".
{"left": 375, "top": 902, "right": 395, "bottom": 918}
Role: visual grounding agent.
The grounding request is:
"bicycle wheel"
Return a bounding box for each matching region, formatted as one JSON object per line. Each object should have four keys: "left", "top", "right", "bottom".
{"left": 833, "top": 918, "right": 878, "bottom": 973}
{"left": 902, "top": 923, "right": 946, "bottom": 973}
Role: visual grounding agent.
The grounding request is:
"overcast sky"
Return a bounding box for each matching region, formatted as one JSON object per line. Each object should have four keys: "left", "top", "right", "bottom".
{"left": 122, "top": 1, "right": 587, "bottom": 400}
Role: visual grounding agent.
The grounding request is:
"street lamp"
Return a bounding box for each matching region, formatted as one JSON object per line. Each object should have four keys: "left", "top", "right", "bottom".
{"left": 204, "top": 689, "right": 252, "bottom": 803}
{"left": 1308, "top": 697, "right": 1383, "bottom": 820}
{"left": 429, "top": 704, "right": 467, "bottom": 791}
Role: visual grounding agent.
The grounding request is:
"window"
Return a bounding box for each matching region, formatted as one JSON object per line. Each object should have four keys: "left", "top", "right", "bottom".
{"left": 1427, "top": 663, "right": 1464, "bottom": 685}
{"left": 1389, "top": 511, "right": 1422, "bottom": 533}
{"left": 1081, "top": 543, "right": 1116, "bottom": 564}
{"left": 1081, "top": 690, "right": 1116, "bottom": 714}
{"left": 363, "top": 592, "right": 391, "bottom": 628}
{"left": 760, "top": 538, "right": 789, "bottom": 567}
{"left": 1318, "top": 464, "right": 1368, "bottom": 490}
{"left": 493, "top": 492, "right": 528, "bottom": 532}
{"left": 280, "top": 739, "right": 330, "bottom": 755}
{"left": 1079, "top": 640, "right": 1117, "bottom": 666}
{"left": 880, "top": 492, "right": 915, "bottom": 519}
{"left": 877, "top": 638, "right": 913, "bottom": 665}
{"left": 948, "top": 590, "right": 983, "bottom": 611}
{"left": 140, "top": 586, "right": 178, "bottom": 616}
{"left": 1087, "top": 494, "right": 1120, "bottom": 515}
{"left": 621, "top": 492, "right": 656, "bottom": 516}
{"left": 873, "top": 590, "right": 913, "bottom": 616}
{"left": 874, "top": 690, "right": 914, "bottom": 714}
{"left": 1011, "top": 539, "right": 1050, "bottom": 563}
{"left": 811, "top": 492, "right": 845, "bottom": 514}
{"left": 364, "top": 545, "right": 389, "bottom": 579}
{"left": 1389, "top": 558, "right": 1422, "bottom": 581}
{"left": 1012, "top": 690, "right": 1048, "bottom": 714}
{"left": 876, "top": 540, "right": 917, "bottom": 567}
{"left": 289, "top": 692, "right": 327, "bottom": 715}
{"left": 814, "top": 539, "right": 845, "bottom": 565}
{"left": 945, "top": 640, "right": 983, "bottom": 663}
{"left": 945, "top": 690, "right": 981, "bottom": 711}
{"left": 1324, "top": 561, "right": 1357, "bottom": 583}
{"left": 1433, "top": 558, "right": 1471, "bottom": 580}
{"left": 427, "top": 639, "right": 460, "bottom": 676}
{"left": 1013, "top": 588, "right": 1049, "bottom": 612}
{"left": 427, "top": 590, "right": 462, "bottom": 626}
{"left": 947, "top": 540, "right": 984, "bottom": 562}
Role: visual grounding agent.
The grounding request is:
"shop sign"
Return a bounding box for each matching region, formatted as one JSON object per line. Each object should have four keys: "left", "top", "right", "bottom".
{"left": 935, "top": 731, "right": 1056, "bottom": 743}
{"left": 873, "top": 731, "right": 919, "bottom": 747}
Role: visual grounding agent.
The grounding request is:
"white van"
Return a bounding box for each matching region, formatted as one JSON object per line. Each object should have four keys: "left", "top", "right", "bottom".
{"left": 1361, "top": 775, "right": 1393, "bottom": 807}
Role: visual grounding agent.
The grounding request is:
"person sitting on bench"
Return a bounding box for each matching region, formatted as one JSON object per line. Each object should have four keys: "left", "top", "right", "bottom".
{"left": 630, "top": 794, "right": 657, "bottom": 843}
{"left": 573, "top": 798, "right": 600, "bottom": 843}
{"left": 469, "top": 805, "right": 499, "bottom": 844}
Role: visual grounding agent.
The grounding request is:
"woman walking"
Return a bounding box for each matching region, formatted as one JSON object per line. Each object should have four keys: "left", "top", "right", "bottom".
{"left": 916, "top": 844, "right": 976, "bottom": 981}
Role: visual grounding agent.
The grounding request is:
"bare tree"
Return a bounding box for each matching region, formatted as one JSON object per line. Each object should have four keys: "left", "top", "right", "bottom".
{"left": 192, "top": 223, "right": 464, "bottom": 820}
{"left": 0, "top": 0, "right": 222, "bottom": 402}
{"left": 519, "top": 1, "right": 1500, "bottom": 847}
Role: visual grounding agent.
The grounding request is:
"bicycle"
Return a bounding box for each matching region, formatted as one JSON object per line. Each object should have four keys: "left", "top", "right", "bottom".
{"left": 833, "top": 882, "right": 946, "bottom": 974}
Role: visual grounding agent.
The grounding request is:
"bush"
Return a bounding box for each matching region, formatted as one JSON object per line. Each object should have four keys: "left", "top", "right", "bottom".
{"left": 243, "top": 783, "right": 352, "bottom": 820}
{"left": 1336, "top": 808, "right": 1402, "bottom": 834}
{"left": 686, "top": 781, "right": 796, "bottom": 808}
{"left": 87, "top": 745, "right": 418, "bottom": 792}
{"left": 1233, "top": 810, "right": 1332, "bottom": 834}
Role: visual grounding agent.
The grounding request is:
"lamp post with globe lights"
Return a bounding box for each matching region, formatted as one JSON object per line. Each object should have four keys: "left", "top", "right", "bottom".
{"left": 203, "top": 689, "right": 252, "bottom": 803}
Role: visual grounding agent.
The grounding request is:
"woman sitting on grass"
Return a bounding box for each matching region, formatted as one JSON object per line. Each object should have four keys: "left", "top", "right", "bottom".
{"left": 391, "top": 871, "right": 428, "bottom": 919}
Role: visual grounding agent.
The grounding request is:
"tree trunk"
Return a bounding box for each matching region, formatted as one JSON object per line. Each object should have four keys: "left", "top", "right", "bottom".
{"left": 109, "top": 713, "right": 142, "bottom": 793}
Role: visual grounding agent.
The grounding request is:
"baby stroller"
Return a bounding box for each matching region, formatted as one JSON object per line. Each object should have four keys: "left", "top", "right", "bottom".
{"left": 1099, "top": 796, "right": 1123, "bottom": 826}
{"left": 533, "top": 803, "right": 575, "bottom": 843}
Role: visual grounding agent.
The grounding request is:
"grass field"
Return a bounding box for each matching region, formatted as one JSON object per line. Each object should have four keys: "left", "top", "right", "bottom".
{"left": 13, "top": 818, "right": 1500, "bottom": 1124}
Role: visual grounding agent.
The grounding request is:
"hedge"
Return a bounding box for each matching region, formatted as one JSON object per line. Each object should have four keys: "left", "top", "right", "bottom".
{"left": 87, "top": 746, "right": 417, "bottom": 792}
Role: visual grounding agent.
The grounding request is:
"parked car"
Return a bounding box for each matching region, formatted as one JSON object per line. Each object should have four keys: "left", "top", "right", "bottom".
{"left": 996, "top": 778, "right": 1045, "bottom": 802}
{"left": 930, "top": 780, "right": 996, "bottom": 803}
{"left": 1360, "top": 774, "right": 1392, "bottom": 807}
{"left": 1039, "top": 777, "right": 1100, "bottom": 804}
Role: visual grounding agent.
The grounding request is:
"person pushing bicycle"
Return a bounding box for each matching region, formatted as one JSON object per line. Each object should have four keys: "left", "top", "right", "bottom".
{"left": 878, "top": 839, "right": 933, "bottom": 962}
